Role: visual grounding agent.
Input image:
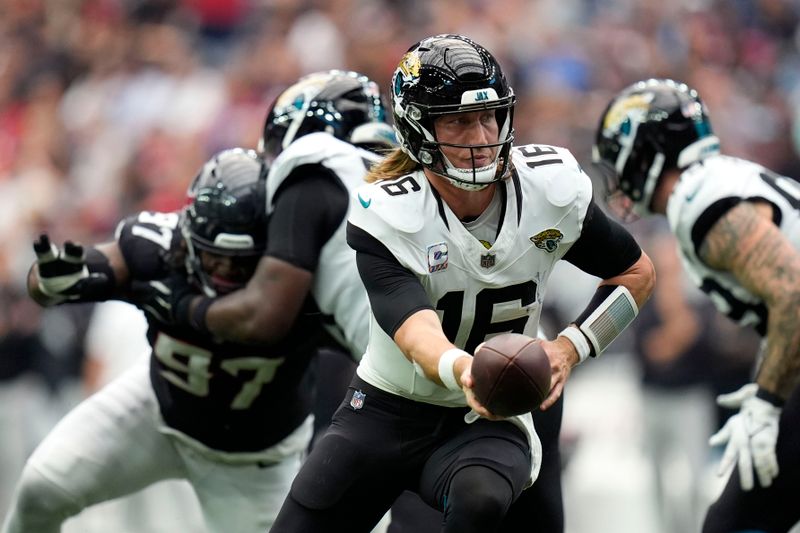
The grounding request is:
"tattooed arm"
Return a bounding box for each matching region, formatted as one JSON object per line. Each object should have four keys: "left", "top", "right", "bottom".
{"left": 699, "top": 201, "right": 800, "bottom": 399}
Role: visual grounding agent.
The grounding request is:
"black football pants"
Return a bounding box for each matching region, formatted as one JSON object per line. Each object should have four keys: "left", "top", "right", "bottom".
{"left": 388, "top": 394, "right": 565, "bottom": 533}
{"left": 270, "top": 375, "right": 532, "bottom": 532}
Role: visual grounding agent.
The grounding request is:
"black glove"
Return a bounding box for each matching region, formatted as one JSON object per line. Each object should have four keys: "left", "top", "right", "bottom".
{"left": 130, "top": 272, "right": 197, "bottom": 327}
{"left": 33, "top": 234, "right": 109, "bottom": 303}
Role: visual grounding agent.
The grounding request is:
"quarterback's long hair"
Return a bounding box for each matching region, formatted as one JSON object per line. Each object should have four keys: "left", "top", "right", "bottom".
{"left": 365, "top": 148, "right": 419, "bottom": 183}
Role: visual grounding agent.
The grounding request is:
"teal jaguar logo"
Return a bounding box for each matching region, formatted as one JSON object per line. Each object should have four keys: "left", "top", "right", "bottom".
{"left": 530, "top": 229, "right": 563, "bottom": 253}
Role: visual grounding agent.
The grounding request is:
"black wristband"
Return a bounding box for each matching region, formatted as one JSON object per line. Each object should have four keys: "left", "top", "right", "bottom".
{"left": 189, "top": 296, "right": 214, "bottom": 336}
{"left": 756, "top": 387, "right": 786, "bottom": 407}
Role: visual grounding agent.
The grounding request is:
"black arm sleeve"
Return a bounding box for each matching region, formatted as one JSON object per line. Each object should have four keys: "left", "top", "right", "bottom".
{"left": 267, "top": 165, "right": 349, "bottom": 272}
{"left": 563, "top": 199, "right": 642, "bottom": 279}
{"left": 346, "top": 222, "right": 434, "bottom": 337}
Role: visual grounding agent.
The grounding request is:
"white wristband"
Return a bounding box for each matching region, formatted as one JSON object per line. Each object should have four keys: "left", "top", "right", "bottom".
{"left": 558, "top": 326, "right": 591, "bottom": 364}
{"left": 438, "top": 348, "right": 471, "bottom": 391}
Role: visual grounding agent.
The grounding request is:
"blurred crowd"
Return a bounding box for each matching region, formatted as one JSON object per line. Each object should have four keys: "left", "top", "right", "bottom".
{"left": 3, "top": 0, "right": 800, "bottom": 273}
{"left": 1, "top": 0, "right": 798, "bottom": 530}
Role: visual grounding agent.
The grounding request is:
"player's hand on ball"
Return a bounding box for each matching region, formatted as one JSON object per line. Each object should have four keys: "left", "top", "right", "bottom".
{"left": 537, "top": 336, "right": 577, "bottom": 411}
{"left": 458, "top": 358, "right": 505, "bottom": 421}
{"left": 468, "top": 335, "right": 551, "bottom": 419}
{"left": 709, "top": 383, "right": 782, "bottom": 491}
{"left": 33, "top": 234, "right": 104, "bottom": 304}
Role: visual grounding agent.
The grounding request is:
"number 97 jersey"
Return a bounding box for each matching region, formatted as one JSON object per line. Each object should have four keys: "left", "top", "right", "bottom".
{"left": 348, "top": 144, "right": 592, "bottom": 407}
{"left": 667, "top": 154, "right": 800, "bottom": 336}
{"left": 116, "top": 211, "right": 318, "bottom": 454}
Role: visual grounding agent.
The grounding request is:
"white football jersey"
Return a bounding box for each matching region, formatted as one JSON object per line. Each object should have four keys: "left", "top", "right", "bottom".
{"left": 667, "top": 154, "right": 800, "bottom": 335}
{"left": 266, "top": 132, "right": 381, "bottom": 360}
{"left": 349, "top": 143, "right": 593, "bottom": 406}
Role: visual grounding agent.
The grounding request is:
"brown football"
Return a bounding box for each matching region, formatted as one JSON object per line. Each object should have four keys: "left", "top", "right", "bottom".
{"left": 471, "top": 333, "right": 552, "bottom": 417}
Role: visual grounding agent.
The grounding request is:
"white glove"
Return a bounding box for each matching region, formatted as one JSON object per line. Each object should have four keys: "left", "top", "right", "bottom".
{"left": 709, "top": 383, "right": 782, "bottom": 491}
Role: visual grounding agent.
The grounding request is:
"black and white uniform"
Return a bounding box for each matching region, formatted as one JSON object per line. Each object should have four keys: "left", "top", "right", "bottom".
{"left": 265, "top": 131, "right": 379, "bottom": 360}
{"left": 2, "top": 211, "right": 320, "bottom": 533}
{"left": 666, "top": 155, "right": 800, "bottom": 533}
{"left": 263, "top": 131, "right": 380, "bottom": 444}
{"left": 271, "top": 144, "right": 643, "bottom": 533}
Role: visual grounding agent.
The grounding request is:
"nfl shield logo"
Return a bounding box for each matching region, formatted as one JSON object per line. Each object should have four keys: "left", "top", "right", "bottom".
{"left": 480, "top": 253, "right": 496, "bottom": 268}
{"left": 350, "top": 390, "right": 366, "bottom": 410}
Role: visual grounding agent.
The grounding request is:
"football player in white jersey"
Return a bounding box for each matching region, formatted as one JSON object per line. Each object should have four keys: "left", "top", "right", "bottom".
{"left": 138, "top": 70, "right": 454, "bottom": 530}
{"left": 270, "top": 34, "right": 655, "bottom": 533}
{"left": 594, "top": 78, "right": 800, "bottom": 533}
{"left": 4, "top": 149, "right": 321, "bottom": 533}
{"left": 144, "top": 70, "right": 394, "bottom": 363}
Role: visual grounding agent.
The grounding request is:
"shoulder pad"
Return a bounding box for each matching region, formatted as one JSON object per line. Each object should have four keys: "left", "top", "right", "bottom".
{"left": 348, "top": 173, "right": 427, "bottom": 236}
{"left": 116, "top": 211, "right": 181, "bottom": 279}
{"left": 667, "top": 155, "right": 749, "bottom": 237}
{"left": 266, "top": 132, "right": 377, "bottom": 210}
{"left": 116, "top": 211, "right": 181, "bottom": 244}
{"left": 511, "top": 144, "right": 592, "bottom": 210}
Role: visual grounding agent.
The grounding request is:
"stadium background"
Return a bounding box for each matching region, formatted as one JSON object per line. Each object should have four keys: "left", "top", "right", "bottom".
{"left": 0, "top": 0, "right": 798, "bottom": 532}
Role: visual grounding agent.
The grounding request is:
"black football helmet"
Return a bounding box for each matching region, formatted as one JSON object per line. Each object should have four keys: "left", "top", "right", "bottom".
{"left": 182, "top": 148, "right": 268, "bottom": 296}
{"left": 391, "top": 34, "right": 515, "bottom": 191}
{"left": 593, "top": 78, "right": 720, "bottom": 219}
{"left": 258, "top": 69, "right": 394, "bottom": 162}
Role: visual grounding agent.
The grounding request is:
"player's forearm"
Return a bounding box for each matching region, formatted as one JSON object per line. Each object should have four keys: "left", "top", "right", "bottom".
{"left": 599, "top": 251, "right": 656, "bottom": 309}
{"left": 203, "top": 291, "right": 298, "bottom": 345}
{"left": 393, "top": 309, "right": 468, "bottom": 388}
{"left": 706, "top": 203, "right": 800, "bottom": 398}
{"left": 561, "top": 251, "right": 655, "bottom": 361}
{"left": 202, "top": 256, "right": 314, "bottom": 345}
{"left": 758, "top": 288, "right": 800, "bottom": 399}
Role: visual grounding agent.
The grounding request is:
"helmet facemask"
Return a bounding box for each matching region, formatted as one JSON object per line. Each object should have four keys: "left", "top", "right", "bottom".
{"left": 399, "top": 92, "right": 515, "bottom": 191}
{"left": 182, "top": 148, "right": 267, "bottom": 297}
{"left": 181, "top": 217, "right": 263, "bottom": 298}
{"left": 592, "top": 123, "right": 664, "bottom": 222}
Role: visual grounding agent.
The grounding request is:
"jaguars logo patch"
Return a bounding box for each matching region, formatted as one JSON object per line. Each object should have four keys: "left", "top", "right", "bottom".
{"left": 603, "top": 93, "right": 653, "bottom": 132}
{"left": 272, "top": 72, "right": 331, "bottom": 114}
{"left": 394, "top": 51, "right": 422, "bottom": 97}
{"left": 398, "top": 51, "right": 421, "bottom": 80}
{"left": 530, "top": 229, "right": 563, "bottom": 253}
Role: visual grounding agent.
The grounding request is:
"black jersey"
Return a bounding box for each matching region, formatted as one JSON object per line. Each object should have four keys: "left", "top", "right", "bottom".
{"left": 116, "top": 211, "right": 320, "bottom": 453}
